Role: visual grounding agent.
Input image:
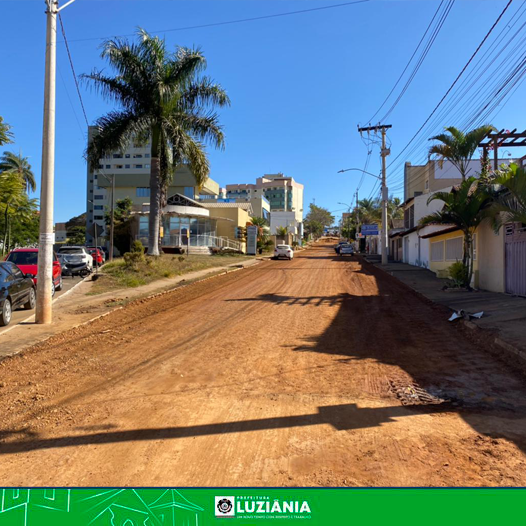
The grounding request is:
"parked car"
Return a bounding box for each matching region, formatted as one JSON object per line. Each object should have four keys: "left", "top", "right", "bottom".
{"left": 0, "top": 261, "right": 36, "bottom": 326}
{"left": 335, "top": 241, "right": 348, "bottom": 254}
{"left": 274, "top": 244, "right": 294, "bottom": 260}
{"left": 87, "top": 247, "right": 104, "bottom": 266}
{"left": 339, "top": 243, "right": 354, "bottom": 256}
{"left": 57, "top": 246, "right": 93, "bottom": 276}
{"left": 6, "top": 248, "right": 63, "bottom": 295}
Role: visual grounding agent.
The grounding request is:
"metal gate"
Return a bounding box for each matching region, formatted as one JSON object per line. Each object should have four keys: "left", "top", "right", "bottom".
{"left": 505, "top": 222, "right": 526, "bottom": 296}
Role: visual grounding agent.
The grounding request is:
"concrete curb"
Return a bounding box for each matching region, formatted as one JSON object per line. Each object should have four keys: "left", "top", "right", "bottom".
{"left": 367, "top": 257, "right": 526, "bottom": 370}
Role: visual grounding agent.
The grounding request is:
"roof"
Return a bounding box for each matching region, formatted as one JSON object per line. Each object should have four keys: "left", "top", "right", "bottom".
{"left": 421, "top": 226, "right": 460, "bottom": 239}
{"left": 8, "top": 247, "right": 38, "bottom": 252}
{"left": 202, "top": 202, "right": 253, "bottom": 210}
{"left": 166, "top": 193, "right": 206, "bottom": 209}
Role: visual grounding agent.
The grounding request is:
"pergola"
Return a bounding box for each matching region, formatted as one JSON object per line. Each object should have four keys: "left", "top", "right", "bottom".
{"left": 479, "top": 128, "right": 526, "bottom": 170}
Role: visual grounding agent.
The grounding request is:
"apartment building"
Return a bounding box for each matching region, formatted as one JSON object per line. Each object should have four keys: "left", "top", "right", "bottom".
{"left": 225, "top": 173, "right": 304, "bottom": 240}
{"left": 85, "top": 126, "right": 219, "bottom": 245}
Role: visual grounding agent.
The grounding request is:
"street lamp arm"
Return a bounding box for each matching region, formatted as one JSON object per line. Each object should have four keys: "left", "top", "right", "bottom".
{"left": 337, "top": 168, "right": 382, "bottom": 180}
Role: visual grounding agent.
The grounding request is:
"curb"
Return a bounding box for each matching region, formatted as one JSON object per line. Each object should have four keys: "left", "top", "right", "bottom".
{"left": 367, "top": 257, "right": 526, "bottom": 370}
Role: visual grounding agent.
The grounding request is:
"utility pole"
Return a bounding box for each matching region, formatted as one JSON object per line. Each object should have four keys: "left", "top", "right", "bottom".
{"left": 36, "top": 0, "right": 74, "bottom": 323}
{"left": 357, "top": 124, "right": 392, "bottom": 265}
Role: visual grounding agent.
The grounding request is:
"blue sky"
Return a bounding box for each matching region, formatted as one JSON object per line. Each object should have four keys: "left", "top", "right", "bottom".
{"left": 2, "top": 0, "right": 525, "bottom": 223}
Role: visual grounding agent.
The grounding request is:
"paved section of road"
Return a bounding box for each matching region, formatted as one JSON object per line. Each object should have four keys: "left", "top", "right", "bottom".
{"left": 3, "top": 276, "right": 83, "bottom": 332}
{"left": 1, "top": 242, "right": 525, "bottom": 486}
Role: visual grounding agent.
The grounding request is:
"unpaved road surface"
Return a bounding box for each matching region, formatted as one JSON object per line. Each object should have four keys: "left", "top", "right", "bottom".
{"left": 1, "top": 242, "right": 526, "bottom": 486}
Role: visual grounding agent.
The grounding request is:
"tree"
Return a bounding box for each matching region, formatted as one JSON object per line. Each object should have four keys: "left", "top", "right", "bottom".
{"left": 0, "top": 170, "right": 38, "bottom": 254}
{"left": 66, "top": 226, "right": 86, "bottom": 246}
{"left": 304, "top": 203, "right": 334, "bottom": 238}
{"left": 485, "top": 163, "right": 526, "bottom": 231}
{"left": 275, "top": 225, "right": 288, "bottom": 243}
{"left": 428, "top": 125, "right": 496, "bottom": 180}
{"left": 250, "top": 216, "right": 268, "bottom": 229}
{"left": 0, "top": 151, "right": 36, "bottom": 193}
{"left": 304, "top": 220, "right": 323, "bottom": 239}
{"left": 419, "top": 177, "right": 491, "bottom": 288}
{"left": 105, "top": 197, "right": 133, "bottom": 254}
{"left": 357, "top": 198, "right": 380, "bottom": 224}
{"left": 83, "top": 29, "right": 229, "bottom": 256}
{"left": 0, "top": 116, "right": 13, "bottom": 146}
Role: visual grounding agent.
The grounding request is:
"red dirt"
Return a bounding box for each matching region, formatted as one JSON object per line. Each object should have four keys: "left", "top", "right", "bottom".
{"left": 1, "top": 241, "right": 525, "bottom": 486}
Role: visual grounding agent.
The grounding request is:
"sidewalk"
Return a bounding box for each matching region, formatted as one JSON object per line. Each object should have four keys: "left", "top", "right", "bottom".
{"left": 366, "top": 258, "right": 526, "bottom": 360}
{"left": 0, "top": 258, "right": 262, "bottom": 361}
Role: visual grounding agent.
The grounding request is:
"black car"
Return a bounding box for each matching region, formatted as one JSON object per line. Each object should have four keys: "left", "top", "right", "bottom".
{"left": 0, "top": 261, "right": 36, "bottom": 326}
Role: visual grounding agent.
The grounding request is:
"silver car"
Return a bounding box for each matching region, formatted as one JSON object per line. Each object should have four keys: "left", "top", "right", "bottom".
{"left": 339, "top": 244, "right": 354, "bottom": 256}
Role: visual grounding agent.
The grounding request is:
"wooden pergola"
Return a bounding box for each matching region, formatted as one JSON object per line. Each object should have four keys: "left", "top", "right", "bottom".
{"left": 479, "top": 128, "right": 526, "bottom": 170}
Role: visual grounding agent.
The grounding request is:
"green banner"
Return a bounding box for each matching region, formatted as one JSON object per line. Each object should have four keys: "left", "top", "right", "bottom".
{"left": 0, "top": 488, "right": 524, "bottom": 525}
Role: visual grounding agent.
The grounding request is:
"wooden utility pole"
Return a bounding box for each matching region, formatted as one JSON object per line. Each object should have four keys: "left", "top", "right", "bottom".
{"left": 357, "top": 124, "right": 392, "bottom": 264}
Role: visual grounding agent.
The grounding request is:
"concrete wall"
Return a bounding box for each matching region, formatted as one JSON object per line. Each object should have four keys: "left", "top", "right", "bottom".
{"left": 478, "top": 222, "right": 505, "bottom": 293}
{"left": 208, "top": 207, "right": 251, "bottom": 241}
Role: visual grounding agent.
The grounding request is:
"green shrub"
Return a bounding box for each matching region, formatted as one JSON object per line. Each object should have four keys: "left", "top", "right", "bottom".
{"left": 178, "top": 255, "right": 185, "bottom": 262}
{"left": 123, "top": 250, "right": 145, "bottom": 268}
{"left": 449, "top": 261, "right": 469, "bottom": 287}
{"left": 131, "top": 240, "right": 144, "bottom": 253}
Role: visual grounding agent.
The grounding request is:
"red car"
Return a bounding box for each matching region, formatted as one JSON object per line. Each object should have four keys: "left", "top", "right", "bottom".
{"left": 5, "top": 248, "right": 63, "bottom": 295}
{"left": 87, "top": 247, "right": 104, "bottom": 266}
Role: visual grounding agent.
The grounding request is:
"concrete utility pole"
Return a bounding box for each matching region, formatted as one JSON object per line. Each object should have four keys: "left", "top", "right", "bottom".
{"left": 357, "top": 124, "right": 392, "bottom": 265}
{"left": 36, "top": 0, "right": 75, "bottom": 324}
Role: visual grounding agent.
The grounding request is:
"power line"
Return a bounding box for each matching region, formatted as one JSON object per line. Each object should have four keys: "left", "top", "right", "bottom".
{"left": 62, "top": 1, "right": 370, "bottom": 44}
{"left": 58, "top": 12, "right": 89, "bottom": 127}
{"left": 386, "top": 0, "right": 514, "bottom": 173}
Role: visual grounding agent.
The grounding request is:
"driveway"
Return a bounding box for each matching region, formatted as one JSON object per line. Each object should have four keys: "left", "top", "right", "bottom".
{"left": 0, "top": 242, "right": 525, "bottom": 486}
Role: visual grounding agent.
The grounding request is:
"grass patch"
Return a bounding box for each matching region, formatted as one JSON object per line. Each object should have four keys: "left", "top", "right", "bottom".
{"left": 89, "top": 253, "right": 253, "bottom": 295}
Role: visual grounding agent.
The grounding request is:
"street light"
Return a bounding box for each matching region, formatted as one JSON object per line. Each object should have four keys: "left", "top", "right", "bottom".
{"left": 338, "top": 167, "right": 389, "bottom": 264}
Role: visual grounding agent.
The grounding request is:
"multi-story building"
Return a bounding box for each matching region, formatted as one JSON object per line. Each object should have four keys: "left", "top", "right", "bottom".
{"left": 225, "top": 173, "right": 304, "bottom": 240}
{"left": 85, "top": 126, "right": 219, "bottom": 245}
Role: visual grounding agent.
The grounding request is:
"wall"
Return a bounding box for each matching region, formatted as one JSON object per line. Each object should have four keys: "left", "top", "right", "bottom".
{"left": 477, "top": 221, "right": 505, "bottom": 293}
{"left": 208, "top": 207, "right": 251, "bottom": 241}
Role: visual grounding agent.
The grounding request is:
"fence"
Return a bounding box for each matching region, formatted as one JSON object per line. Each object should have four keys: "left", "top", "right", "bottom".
{"left": 136, "top": 234, "right": 243, "bottom": 252}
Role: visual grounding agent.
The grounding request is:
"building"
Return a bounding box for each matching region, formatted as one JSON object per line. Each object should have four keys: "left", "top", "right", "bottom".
{"left": 226, "top": 173, "right": 304, "bottom": 240}
{"left": 54, "top": 223, "right": 67, "bottom": 243}
{"left": 86, "top": 126, "right": 219, "bottom": 245}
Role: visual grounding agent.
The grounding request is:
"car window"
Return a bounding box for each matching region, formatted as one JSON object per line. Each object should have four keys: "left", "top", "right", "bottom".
{"left": 0, "top": 265, "right": 10, "bottom": 281}
{"left": 7, "top": 251, "right": 38, "bottom": 265}
{"left": 4, "top": 262, "right": 24, "bottom": 280}
{"left": 58, "top": 248, "right": 84, "bottom": 254}
{"left": 277, "top": 245, "right": 290, "bottom": 249}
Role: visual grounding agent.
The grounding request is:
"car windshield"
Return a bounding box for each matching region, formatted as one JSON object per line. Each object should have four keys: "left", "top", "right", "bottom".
{"left": 7, "top": 251, "right": 38, "bottom": 265}
{"left": 277, "top": 245, "right": 290, "bottom": 249}
{"left": 59, "top": 248, "right": 84, "bottom": 255}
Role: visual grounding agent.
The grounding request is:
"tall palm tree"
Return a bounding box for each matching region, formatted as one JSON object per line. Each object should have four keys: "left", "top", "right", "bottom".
{"left": 419, "top": 177, "right": 491, "bottom": 288}
{"left": 485, "top": 163, "right": 526, "bottom": 231}
{"left": 0, "top": 151, "right": 36, "bottom": 193}
{"left": 428, "top": 125, "right": 495, "bottom": 180}
{"left": 83, "top": 29, "right": 229, "bottom": 256}
{"left": 357, "top": 198, "right": 380, "bottom": 224}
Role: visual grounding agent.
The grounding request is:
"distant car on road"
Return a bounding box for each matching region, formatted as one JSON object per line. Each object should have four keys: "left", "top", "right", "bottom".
{"left": 87, "top": 247, "right": 104, "bottom": 266}
{"left": 339, "top": 244, "right": 354, "bottom": 256}
{"left": 334, "top": 241, "right": 347, "bottom": 254}
{"left": 5, "top": 248, "right": 62, "bottom": 295}
{"left": 274, "top": 244, "right": 294, "bottom": 260}
{"left": 0, "top": 261, "right": 36, "bottom": 326}
{"left": 57, "top": 246, "right": 93, "bottom": 275}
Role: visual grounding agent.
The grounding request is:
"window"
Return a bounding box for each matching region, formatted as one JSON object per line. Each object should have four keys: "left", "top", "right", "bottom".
{"left": 105, "top": 164, "right": 111, "bottom": 169}
{"left": 94, "top": 195, "right": 104, "bottom": 200}
{"left": 135, "top": 164, "right": 143, "bottom": 169}
{"left": 125, "top": 164, "right": 130, "bottom": 169}
{"left": 446, "top": 237, "right": 463, "bottom": 261}
{"left": 136, "top": 187, "right": 150, "bottom": 197}
{"left": 115, "top": 165, "right": 123, "bottom": 169}
{"left": 125, "top": 154, "right": 130, "bottom": 158}
{"left": 431, "top": 241, "right": 444, "bottom": 262}
{"left": 145, "top": 164, "right": 150, "bottom": 169}
{"left": 133, "top": 154, "right": 143, "bottom": 158}
{"left": 145, "top": 153, "right": 150, "bottom": 158}
{"left": 113, "top": 154, "right": 122, "bottom": 159}
{"left": 184, "top": 187, "right": 194, "bottom": 199}
{"left": 94, "top": 205, "right": 103, "bottom": 210}
{"left": 94, "top": 215, "right": 104, "bottom": 220}
{"left": 98, "top": 164, "right": 103, "bottom": 169}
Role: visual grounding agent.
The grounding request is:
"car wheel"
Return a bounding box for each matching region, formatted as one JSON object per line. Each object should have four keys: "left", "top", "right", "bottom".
{"left": 55, "top": 276, "right": 63, "bottom": 291}
{"left": 0, "top": 298, "right": 12, "bottom": 327}
{"left": 51, "top": 281, "right": 56, "bottom": 297}
{"left": 24, "top": 288, "right": 36, "bottom": 310}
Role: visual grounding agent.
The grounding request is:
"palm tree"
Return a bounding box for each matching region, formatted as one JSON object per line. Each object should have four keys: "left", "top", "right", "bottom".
{"left": 0, "top": 151, "right": 36, "bottom": 193}
{"left": 0, "top": 116, "right": 13, "bottom": 146}
{"left": 83, "top": 29, "right": 229, "bottom": 256}
{"left": 419, "top": 177, "right": 491, "bottom": 288}
{"left": 485, "top": 163, "right": 526, "bottom": 231}
{"left": 428, "top": 125, "right": 495, "bottom": 180}
{"left": 357, "top": 198, "right": 380, "bottom": 224}
{"left": 275, "top": 226, "right": 288, "bottom": 243}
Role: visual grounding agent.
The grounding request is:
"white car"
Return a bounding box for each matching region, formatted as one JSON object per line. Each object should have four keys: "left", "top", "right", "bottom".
{"left": 57, "top": 246, "right": 93, "bottom": 272}
{"left": 274, "top": 244, "right": 294, "bottom": 260}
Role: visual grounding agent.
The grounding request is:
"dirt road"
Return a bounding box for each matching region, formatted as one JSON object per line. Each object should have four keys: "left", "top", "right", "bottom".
{"left": 1, "top": 242, "right": 526, "bottom": 486}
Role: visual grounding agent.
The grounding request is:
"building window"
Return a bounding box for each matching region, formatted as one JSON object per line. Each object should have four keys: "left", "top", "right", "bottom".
{"left": 113, "top": 154, "right": 123, "bottom": 159}
{"left": 184, "top": 187, "right": 194, "bottom": 199}
{"left": 136, "top": 187, "right": 150, "bottom": 197}
{"left": 94, "top": 215, "right": 104, "bottom": 220}
{"left": 94, "top": 195, "right": 104, "bottom": 200}
{"left": 145, "top": 153, "right": 150, "bottom": 158}
{"left": 94, "top": 205, "right": 103, "bottom": 210}
{"left": 431, "top": 241, "right": 444, "bottom": 262}
{"left": 98, "top": 164, "right": 103, "bottom": 169}
{"left": 115, "top": 165, "right": 123, "bottom": 169}
{"left": 445, "top": 237, "right": 463, "bottom": 261}
{"left": 145, "top": 164, "right": 150, "bottom": 169}
{"left": 133, "top": 154, "right": 143, "bottom": 158}
{"left": 135, "top": 164, "right": 143, "bottom": 168}
{"left": 125, "top": 154, "right": 130, "bottom": 158}
{"left": 105, "top": 164, "right": 111, "bottom": 169}
{"left": 125, "top": 164, "right": 130, "bottom": 169}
